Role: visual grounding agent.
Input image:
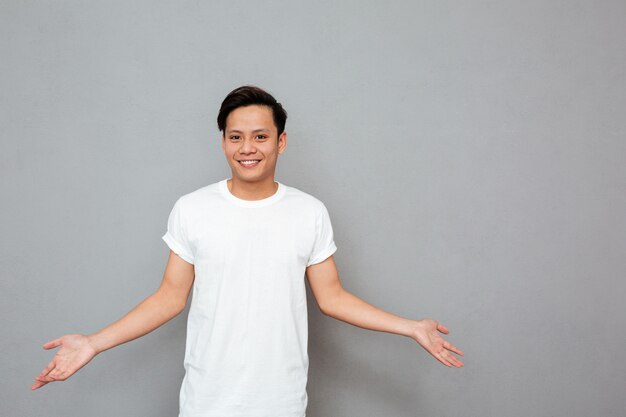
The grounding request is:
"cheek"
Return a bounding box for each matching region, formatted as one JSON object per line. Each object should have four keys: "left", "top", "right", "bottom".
{"left": 263, "top": 146, "right": 278, "bottom": 157}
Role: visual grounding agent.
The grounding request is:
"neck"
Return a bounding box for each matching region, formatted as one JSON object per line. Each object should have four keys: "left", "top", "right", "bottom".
{"left": 227, "top": 176, "right": 278, "bottom": 201}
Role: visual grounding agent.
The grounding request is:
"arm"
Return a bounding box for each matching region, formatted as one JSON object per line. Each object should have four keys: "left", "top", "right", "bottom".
{"left": 32, "top": 250, "right": 195, "bottom": 390}
{"left": 305, "top": 256, "right": 464, "bottom": 368}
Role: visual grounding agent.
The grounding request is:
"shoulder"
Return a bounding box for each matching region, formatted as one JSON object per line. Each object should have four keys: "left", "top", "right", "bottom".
{"left": 171, "top": 181, "right": 222, "bottom": 210}
{"left": 282, "top": 183, "right": 329, "bottom": 213}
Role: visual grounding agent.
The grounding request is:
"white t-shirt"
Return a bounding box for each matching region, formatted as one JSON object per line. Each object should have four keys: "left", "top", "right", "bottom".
{"left": 162, "top": 178, "right": 337, "bottom": 417}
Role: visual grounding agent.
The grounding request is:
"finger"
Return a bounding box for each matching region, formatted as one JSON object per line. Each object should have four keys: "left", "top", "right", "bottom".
{"left": 31, "top": 379, "right": 49, "bottom": 390}
{"left": 445, "top": 352, "right": 464, "bottom": 367}
{"left": 49, "top": 368, "right": 68, "bottom": 380}
{"left": 38, "top": 360, "right": 56, "bottom": 378}
{"left": 43, "top": 338, "right": 62, "bottom": 349}
{"left": 441, "top": 350, "right": 463, "bottom": 368}
{"left": 36, "top": 374, "right": 56, "bottom": 383}
{"left": 433, "top": 350, "right": 452, "bottom": 367}
{"left": 443, "top": 341, "right": 465, "bottom": 356}
{"left": 37, "top": 366, "right": 58, "bottom": 380}
{"left": 437, "top": 323, "right": 449, "bottom": 334}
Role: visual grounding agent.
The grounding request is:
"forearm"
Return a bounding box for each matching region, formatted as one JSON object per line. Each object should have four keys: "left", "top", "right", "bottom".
{"left": 87, "top": 290, "right": 184, "bottom": 354}
{"left": 322, "top": 289, "right": 418, "bottom": 338}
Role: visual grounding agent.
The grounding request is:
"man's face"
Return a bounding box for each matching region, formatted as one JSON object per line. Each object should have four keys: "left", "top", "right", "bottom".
{"left": 221, "top": 104, "right": 287, "bottom": 184}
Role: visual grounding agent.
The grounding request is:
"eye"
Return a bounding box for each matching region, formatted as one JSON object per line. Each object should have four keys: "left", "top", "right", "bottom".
{"left": 230, "top": 135, "right": 240, "bottom": 140}
{"left": 256, "top": 135, "right": 267, "bottom": 139}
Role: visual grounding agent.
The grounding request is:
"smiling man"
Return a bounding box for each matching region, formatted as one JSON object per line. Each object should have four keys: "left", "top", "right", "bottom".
{"left": 32, "top": 85, "right": 464, "bottom": 417}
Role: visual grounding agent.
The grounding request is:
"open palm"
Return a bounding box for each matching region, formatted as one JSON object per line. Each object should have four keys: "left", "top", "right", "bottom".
{"left": 411, "top": 319, "right": 465, "bottom": 368}
{"left": 31, "top": 334, "right": 98, "bottom": 390}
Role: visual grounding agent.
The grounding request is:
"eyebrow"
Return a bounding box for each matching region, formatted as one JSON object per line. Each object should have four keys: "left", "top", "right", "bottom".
{"left": 227, "top": 129, "right": 270, "bottom": 134}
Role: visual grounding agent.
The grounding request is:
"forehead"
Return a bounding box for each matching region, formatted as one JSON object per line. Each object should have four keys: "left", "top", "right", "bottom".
{"left": 225, "top": 105, "right": 275, "bottom": 133}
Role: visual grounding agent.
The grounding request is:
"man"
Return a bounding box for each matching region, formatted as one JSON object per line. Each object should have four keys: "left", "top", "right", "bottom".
{"left": 32, "top": 85, "right": 464, "bottom": 416}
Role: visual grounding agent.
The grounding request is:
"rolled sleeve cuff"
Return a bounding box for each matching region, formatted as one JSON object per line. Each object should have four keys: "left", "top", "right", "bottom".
{"left": 162, "top": 232, "right": 195, "bottom": 265}
{"left": 306, "top": 242, "right": 337, "bottom": 267}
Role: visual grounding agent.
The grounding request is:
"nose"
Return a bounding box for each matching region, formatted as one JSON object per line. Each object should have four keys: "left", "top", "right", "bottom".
{"left": 238, "top": 137, "right": 257, "bottom": 154}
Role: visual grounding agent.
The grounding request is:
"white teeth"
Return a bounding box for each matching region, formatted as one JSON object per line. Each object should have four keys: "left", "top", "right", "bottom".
{"left": 240, "top": 160, "right": 260, "bottom": 165}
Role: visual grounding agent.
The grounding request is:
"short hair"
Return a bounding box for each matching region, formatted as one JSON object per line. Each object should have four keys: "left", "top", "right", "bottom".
{"left": 217, "top": 85, "right": 288, "bottom": 138}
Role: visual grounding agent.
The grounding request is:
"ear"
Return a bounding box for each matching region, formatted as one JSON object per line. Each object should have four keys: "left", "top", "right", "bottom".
{"left": 278, "top": 131, "right": 287, "bottom": 155}
{"left": 221, "top": 132, "right": 225, "bottom": 152}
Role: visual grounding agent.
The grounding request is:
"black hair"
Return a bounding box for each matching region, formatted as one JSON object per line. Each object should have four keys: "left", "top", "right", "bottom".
{"left": 217, "top": 85, "right": 288, "bottom": 138}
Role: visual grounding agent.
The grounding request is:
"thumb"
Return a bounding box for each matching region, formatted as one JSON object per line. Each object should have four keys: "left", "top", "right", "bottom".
{"left": 43, "top": 338, "right": 62, "bottom": 349}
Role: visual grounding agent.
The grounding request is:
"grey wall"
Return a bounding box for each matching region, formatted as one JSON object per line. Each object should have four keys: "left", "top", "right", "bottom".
{"left": 2, "top": 1, "right": 625, "bottom": 416}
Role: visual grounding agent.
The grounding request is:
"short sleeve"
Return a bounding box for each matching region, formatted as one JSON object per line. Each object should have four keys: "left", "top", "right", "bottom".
{"left": 162, "top": 197, "right": 195, "bottom": 265}
{"left": 307, "top": 203, "right": 338, "bottom": 266}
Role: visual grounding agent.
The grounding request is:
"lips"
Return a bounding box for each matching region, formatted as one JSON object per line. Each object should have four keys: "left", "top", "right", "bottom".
{"left": 238, "top": 159, "right": 261, "bottom": 168}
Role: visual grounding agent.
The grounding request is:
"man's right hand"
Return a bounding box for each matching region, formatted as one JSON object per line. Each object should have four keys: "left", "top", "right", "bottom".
{"left": 31, "top": 251, "right": 194, "bottom": 391}
{"left": 31, "top": 334, "right": 99, "bottom": 390}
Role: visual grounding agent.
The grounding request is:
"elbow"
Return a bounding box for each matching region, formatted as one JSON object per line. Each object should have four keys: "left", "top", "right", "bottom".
{"left": 154, "top": 289, "right": 188, "bottom": 317}
{"left": 318, "top": 298, "right": 330, "bottom": 316}
{"left": 319, "top": 304, "right": 330, "bottom": 316}
{"left": 174, "top": 302, "right": 187, "bottom": 316}
{"left": 173, "top": 296, "right": 190, "bottom": 316}
{"left": 320, "top": 289, "right": 343, "bottom": 317}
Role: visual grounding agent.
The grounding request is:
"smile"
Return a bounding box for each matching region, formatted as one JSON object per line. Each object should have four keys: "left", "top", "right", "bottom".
{"left": 238, "top": 159, "right": 261, "bottom": 168}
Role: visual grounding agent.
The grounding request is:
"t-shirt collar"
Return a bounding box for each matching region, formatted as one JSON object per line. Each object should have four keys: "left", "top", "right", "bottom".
{"left": 219, "top": 178, "right": 286, "bottom": 208}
